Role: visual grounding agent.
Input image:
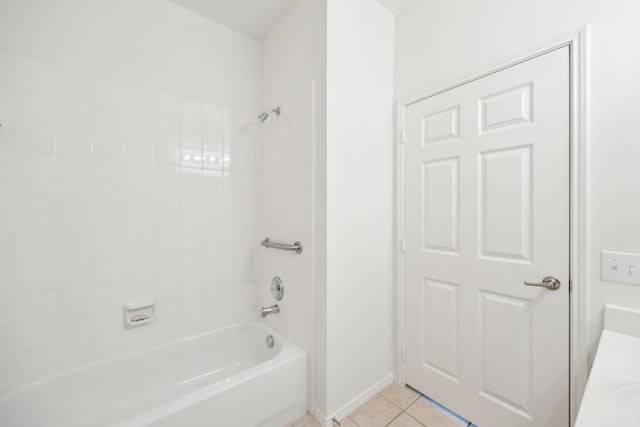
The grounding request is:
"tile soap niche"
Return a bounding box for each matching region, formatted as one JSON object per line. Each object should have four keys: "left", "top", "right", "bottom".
{"left": 124, "top": 302, "right": 155, "bottom": 328}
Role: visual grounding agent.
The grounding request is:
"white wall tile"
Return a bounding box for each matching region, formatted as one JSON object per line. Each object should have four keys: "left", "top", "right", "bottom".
{"left": 15, "top": 264, "right": 57, "bottom": 295}
{"left": 57, "top": 338, "right": 93, "bottom": 371}
{"left": 126, "top": 186, "right": 155, "bottom": 210}
{"left": 16, "top": 320, "right": 56, "bottom": 352}
{"left": 94, "top": 108, "right": 124, "bottom": 135}
{"left": 0, "top": 151, "right": 14, "bottom": 180}
{"left": 0, "top": 89, "right": 13, "bottom": 121}
{"left": 0, "top": 210, "right": 14, "bottom": 238}
{"left": 56, "top": 235, "right": 90, "bottom": 262}
{"left": 154, "top": 143, "right": 179, "bottom": 166}
{"left": 125, "top": 326, "right": 154, "bottom": 352}
{"left": 93, "top": 308, "right": 122, "bottom": 335}
{"left": 91, "top": 183, "right": 125, "bottom": 210}
{"left": 126, "top": 162, "right": 154, "bottom": 187}
{"left": 155, "top": 166, "right": 180, "bottom": 189}
{"left": 15, "top": 236, "right": 58, "bottom": 266}
{"left": 93, "top": 158, "right": 125, "bottom": 185}
{"left": 15, "top": 210, "right": 57, "bottom": 237}
{"left": 125, "top": 87, "right": 154, "bottom": 117}
{"left": 0, "top": 297, "right": 15, "bottom": 327}
{"left": 155, "top": 94, "right": 180, "bottom": 123}
{"left": 203, "top": 105, "right": 224, "bottom": 151}
{"left": 94, "top": 283, "right": 124, "bottom": 311}
{"left": 0, "top": 268, "right": 15, "bottom": 298}
{"left": 56, "top": 314, "right": 93, "bottom": 343}
{"left": 56, "top": 288, "right": 94, "bottom": 317}
{"left": 94, "top": 79, "right": 124, "bottom": 111}
{"left": 15, "top": 180, "right": 55, "bottom": 209}
{"left": 0, "top": 237, "right": 15, "bottom": 269}
{"left": 4, "top": 47, "right": 262, "bottom": 390}
{"left": 0, "top": 326, "right": 15, "bottom": 357}
{"left": 16, "top": 347, "right": 57, "bottom": 384}
{"left": 57, "top": 261, "right": 94, "bottom": 289}
{"left": 13, "top": 121, "right": 55, "bottom": 153}
{"left": 125, "top": 138, "right": 154, "bottom": 163}
{"left": 15, "top": 292, "right": 56, "bottom": 323}
{"left": 0, "top": 58, "right": 13, "bottom": 91}
{"left": 92, "top": 258, "right": 124, "bottom": 285}
{"left": 56, "top": 128, "right": 91, "bottom": 157}
{"left": 124, "top": 255, "right": 154, "bottom": 279}
{"left": 56, "top": 182, "right": 89, "bottom": 210}
{"left": 155, "top": 121, "right": 180, "bottom": 145}
{"left": 15, "top": 151, "right": 56, "bottom": 180}
{"left": 155, "top": 320, "right": 181, "bottom": 344}
{"left": 57, "top": 211, "right": 89, "bottom": 236}
{"left": 93, "top": 133, "right": 125, "bottom": 160}
{"left": 155, "top": 210, "right": 180, "bottom": 232}
{"left": 156, "top": 188, "right": 180, "bottom": 211}
{"left": 0, "top": 355, "right": 16, "bottom": 390}
{"left": 58, "top": 68, "right": 93, "bottom": 105}
{"left": 15, "top": 93, "right": 56, "bottom": 126}
{"left": 93, "top": 331, "right": 125, "bottom": 360}
{"left": 57, "top": 155, "right": 92, "bottom": 182}
{"left": 180, "top": 123, "right": 202, "bottom": 148}
{"left": 14, "top": 58, "right": 56, "bottom": 98}
{"left": 125, "top": 232, "right": 155, "bottom": 256}
{"left": 125, "top": 116, "right": 154, "bottom": 141}
{"left": 58, "top": 101, "right": 93, "bottom": 131}
{"left": 0, "top": 121, "right": 14, "bottom": 151}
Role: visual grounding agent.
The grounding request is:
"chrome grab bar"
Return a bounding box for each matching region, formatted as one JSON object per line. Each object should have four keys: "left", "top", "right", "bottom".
{"left": 260, "top": 237, "right": 303, "bottom": 254}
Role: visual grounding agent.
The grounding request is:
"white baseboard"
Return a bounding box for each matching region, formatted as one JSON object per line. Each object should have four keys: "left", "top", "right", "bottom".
{"left": 313, "top": 374, "right": 395, "bottom": 427}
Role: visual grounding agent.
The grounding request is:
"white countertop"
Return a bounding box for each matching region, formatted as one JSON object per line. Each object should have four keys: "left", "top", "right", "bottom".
{"left": 575, "top": 330, "right": 640, "bottom": 427}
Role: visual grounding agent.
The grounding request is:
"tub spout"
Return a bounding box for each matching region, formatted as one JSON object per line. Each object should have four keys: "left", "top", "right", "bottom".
{"left": 261, "top": 304, "right": 280, "bottom": 318}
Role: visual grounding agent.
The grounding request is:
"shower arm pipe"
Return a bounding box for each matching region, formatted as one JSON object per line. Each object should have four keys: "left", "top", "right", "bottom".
{"left": 260, "top": 237, "right": 302, "bottom": 254}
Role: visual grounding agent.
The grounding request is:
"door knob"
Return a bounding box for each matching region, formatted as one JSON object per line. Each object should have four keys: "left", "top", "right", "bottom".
{"left": 524, "top": 276, "right": 561, "bottom": 291}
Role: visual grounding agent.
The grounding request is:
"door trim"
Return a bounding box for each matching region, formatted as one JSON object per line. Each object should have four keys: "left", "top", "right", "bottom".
{"left": 394, "top": 27, "right": 588, "bottom": 425}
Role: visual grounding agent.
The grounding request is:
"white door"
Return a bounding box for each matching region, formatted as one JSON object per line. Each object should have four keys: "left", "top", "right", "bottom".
{"left": 403, "top": 47, "right": 569, "bottom": 427}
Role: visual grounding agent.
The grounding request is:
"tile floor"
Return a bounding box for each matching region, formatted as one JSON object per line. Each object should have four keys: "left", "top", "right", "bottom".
{"left": 287, "top": 383, "right": 475, "bottom": 427}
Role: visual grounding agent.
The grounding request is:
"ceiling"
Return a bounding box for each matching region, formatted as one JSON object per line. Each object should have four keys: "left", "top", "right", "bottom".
{"left": 169, "top": 0, "right": 418, "bottom": 40}
{"left": 169, "top": 0, "right": 295, "bottom": 40}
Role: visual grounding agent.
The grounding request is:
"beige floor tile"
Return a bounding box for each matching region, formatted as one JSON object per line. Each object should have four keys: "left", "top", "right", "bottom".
{"left": 379, "top": 383, "right": 421, "bottom": 409}
{"left": 406, "top": 397, "right": 467, "bottom": 427}
{"left": 287, "top": 413, "right": 317, "bottom": 427}
{"left": 349, "top": 394, "right": 403, "bottom": 427}
{"left": 387, "top": 412, "right": 426, "bottom": 427}
{"left": 337, "top": 417, "right": 359, "bottom": 427}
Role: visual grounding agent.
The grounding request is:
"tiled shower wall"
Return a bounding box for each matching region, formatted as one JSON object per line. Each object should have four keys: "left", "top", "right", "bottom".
{"left": 0, "top": 51, "right": 261, "bottom": 392}
{"left": 260, "top": 80, "right": 315, "bottom": 382}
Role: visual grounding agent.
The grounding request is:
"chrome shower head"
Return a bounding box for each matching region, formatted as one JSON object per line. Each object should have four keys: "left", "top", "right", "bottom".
{"left": 257, "top": 106, "right": 281, "bottom": 123}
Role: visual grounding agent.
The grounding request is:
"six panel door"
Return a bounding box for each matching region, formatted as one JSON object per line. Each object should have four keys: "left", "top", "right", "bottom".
{"left": 403, "top": 47, "right": 570, "bottom": 426}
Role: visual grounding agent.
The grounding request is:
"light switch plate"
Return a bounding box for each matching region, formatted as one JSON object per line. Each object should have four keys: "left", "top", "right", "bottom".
{"left": 601, "top": 250, "right": 640, "bottom": 285}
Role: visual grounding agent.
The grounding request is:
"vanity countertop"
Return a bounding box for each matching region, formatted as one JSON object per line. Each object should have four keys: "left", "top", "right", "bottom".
{"left": 575, "top": 329, "right": 640, "bottom": 426}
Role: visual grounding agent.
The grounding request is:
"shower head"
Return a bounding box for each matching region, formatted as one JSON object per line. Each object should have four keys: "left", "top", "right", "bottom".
{"left": 257, "top": 106, "right": 281, "bottom": 123}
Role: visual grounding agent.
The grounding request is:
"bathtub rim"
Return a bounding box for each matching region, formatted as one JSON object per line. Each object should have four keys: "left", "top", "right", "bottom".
{"left": 0, "top": 320, "right": 303, "bottom": 402}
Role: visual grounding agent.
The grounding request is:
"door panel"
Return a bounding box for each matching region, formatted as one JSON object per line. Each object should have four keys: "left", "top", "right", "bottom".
{"left": 403, "top": 47, "right": 569, "bottom": 427}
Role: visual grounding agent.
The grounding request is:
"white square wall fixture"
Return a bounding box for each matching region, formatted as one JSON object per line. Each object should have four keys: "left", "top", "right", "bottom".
{"left": 601, "top": 250, "right": 640, "bottom": 285}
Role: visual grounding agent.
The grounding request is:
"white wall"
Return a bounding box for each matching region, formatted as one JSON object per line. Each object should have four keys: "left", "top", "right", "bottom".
{"left": 0, "top": 0, "right": 261, "bottom": 392}
{"left": 395, "top": 0, "right": 640, "bottom": 399}
{"left": 323, "top": 0, "right": 395, "bottom": 418}
{"left": 260, "top": 0, "right": 326, "bottom": 411}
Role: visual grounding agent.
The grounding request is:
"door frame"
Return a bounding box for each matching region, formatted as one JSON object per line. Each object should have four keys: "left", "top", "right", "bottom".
{"left": 394, "top": 27, "right": 588, "bottom": 425}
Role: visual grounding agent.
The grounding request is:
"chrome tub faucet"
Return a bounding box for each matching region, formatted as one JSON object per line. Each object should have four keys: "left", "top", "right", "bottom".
{"left": 261, "top": 304, "right": 280, "bottom": 318}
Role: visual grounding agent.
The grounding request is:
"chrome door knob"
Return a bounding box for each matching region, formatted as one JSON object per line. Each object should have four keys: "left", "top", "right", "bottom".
{"left": 523, "top": 276, "right": 561, "bottom": 291}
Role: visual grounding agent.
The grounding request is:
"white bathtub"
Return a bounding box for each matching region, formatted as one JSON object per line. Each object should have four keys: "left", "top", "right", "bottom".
{"left": 0, "top": 323, "right": 308, "bottom": 427}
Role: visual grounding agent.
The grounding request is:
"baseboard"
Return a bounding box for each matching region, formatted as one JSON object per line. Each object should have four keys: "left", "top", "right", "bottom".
{"left": 313, "top": 374, "right": 395, "bottom": 427}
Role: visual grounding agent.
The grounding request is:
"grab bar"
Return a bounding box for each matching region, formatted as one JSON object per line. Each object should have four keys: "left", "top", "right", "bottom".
{"left": 260, "top": 237, "right": 303, "bottom": 254}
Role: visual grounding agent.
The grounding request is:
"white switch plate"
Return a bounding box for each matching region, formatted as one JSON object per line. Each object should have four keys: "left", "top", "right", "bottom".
{"left": 601, "top": 250, "right": 640, "bottom": 285}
